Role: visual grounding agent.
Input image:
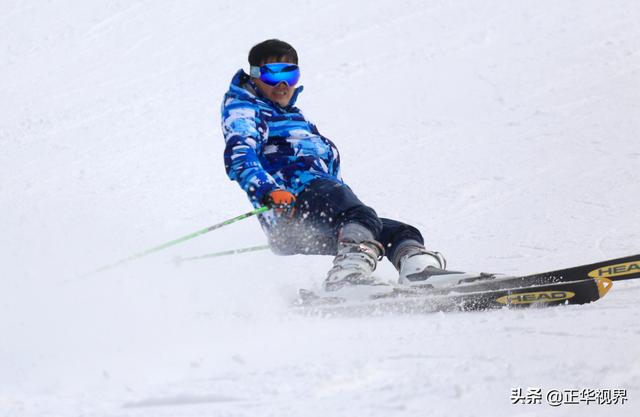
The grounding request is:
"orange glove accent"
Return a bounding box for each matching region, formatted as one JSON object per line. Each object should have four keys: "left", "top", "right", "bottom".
{"left": 264, "top": 189, "right": 296, "bottom": 217}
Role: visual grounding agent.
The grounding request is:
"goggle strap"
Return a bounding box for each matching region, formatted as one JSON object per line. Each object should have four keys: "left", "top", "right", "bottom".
{"left": 249, "top": 65, "right": 261, "bottom": 78}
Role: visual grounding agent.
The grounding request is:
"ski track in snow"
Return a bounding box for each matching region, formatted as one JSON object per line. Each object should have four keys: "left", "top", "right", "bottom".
{"left": 1, "top": 1, "right": 639, "bottom": 416}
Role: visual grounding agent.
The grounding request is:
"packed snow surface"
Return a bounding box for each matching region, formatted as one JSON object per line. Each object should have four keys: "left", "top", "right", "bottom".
{"left": 1, "top": 1, "right": 639, "bottom": 416}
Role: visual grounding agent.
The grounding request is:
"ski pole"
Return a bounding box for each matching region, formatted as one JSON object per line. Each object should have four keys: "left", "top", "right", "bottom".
{"left": 84, "top": 206, "right": 270, "bottom": 276}
{"left": 173, "top": 244, "right": 270, "bottom": 264}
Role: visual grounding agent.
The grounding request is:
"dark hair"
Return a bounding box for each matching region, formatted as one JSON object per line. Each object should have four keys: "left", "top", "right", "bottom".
{"left": 248, "top": 39, "right": 298, "bottom": 66}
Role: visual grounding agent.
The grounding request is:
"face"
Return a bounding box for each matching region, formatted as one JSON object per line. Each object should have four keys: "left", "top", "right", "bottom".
{"left": 252, "top": 56, "right": 297, "bottom": 107}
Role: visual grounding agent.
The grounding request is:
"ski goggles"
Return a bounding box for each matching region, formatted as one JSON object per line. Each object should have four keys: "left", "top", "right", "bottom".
{"left": 249, "top": 63, "right": 300, "bottom": 87}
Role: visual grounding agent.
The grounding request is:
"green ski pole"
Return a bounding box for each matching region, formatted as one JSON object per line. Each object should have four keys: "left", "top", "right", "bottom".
{"left": 174, "top": 244, "right": 270, "bottom": 264}
{"left": 84, "top": 206, "right": 270, "bottom": 276}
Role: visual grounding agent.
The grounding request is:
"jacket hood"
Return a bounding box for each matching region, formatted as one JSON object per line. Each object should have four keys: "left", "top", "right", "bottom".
{"left": 227, "top": 69, "right": 304, "bottom": 110}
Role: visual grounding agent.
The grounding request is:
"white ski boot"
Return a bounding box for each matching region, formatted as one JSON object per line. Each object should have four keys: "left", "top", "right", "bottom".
{"left": 398, "top": 250, "right": 487, "bottom": 288}
{"left": 398, "top": 250, "right": 449, "bottom": 285}
{"left": 323, "top": 240, "right": 386, "bottom": 292}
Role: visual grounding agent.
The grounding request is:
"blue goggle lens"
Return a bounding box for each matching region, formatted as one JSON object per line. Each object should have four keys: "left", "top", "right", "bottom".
{"left": 251, "top": 63, "right": 300, "bottom": 86}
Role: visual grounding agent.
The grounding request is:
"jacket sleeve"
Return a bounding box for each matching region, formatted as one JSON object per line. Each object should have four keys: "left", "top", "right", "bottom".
{"left": 221, "top": 96, "right": 279, "bottom": 203}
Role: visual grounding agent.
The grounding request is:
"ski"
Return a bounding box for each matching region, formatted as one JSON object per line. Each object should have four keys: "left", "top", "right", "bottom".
{"left": 518, "top": 253, "right": 640, "bottom": 282}
{"left": 295, "top": 277, "right": 613, "bottom": 316}
{"left": 294, "top": 253, "right": 640, "bottom": 316}
{"left": 402, "top": 253, "right": 640, "bottom": 295}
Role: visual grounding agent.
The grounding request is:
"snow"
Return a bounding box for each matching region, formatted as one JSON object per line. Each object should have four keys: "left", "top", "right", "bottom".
{"left": 1, "top": 0, "right": 639, "bottom": 416}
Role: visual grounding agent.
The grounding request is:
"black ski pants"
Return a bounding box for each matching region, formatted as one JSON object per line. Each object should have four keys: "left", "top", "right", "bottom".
{"left": 264, "top": 178, "right": 424, "bottom": 264}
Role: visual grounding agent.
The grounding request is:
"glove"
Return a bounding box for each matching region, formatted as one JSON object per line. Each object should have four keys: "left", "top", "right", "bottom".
{"left": 263, "top": 189, "right": 296, "bottom": 217}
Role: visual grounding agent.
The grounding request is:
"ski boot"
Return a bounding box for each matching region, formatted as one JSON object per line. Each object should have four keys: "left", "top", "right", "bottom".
{"left": 398, "top": 249, "right": 456, "bottom": 286}
{"left": 398, "top": 249, "right": 488, "bottom": 288}
{"left": 323, "top": 240, "right": 387, "bottom": 292}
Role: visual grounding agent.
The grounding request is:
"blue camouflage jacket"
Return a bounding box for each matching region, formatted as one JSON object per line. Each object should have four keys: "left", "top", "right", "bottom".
{"left": 221, "top": 70, "right": 342, "bottom": 207}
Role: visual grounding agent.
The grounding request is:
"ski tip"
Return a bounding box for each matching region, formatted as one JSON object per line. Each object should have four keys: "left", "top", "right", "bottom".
{"left": 595, "top": 277, "right": 613, "bottom": 298}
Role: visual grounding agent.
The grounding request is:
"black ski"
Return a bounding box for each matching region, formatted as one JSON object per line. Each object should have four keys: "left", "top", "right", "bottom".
{"left": 294, "top": 253, "right": 640, "bottom": 315}
{"left": 375, "top": 277, "right": 612, "bottom": 311}
{"left": 295, "top": 277, "right": 613, "bottom": 316}
{"left": 404, "top": 253, "right": 640, "bottom": 296}
{"left": 518, "top": 253, "right": 640, "bottom": 282}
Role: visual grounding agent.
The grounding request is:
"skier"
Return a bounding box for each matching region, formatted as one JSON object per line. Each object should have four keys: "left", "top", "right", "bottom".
{"left": 220, "top": 39, "right": 446, "bottom": 291}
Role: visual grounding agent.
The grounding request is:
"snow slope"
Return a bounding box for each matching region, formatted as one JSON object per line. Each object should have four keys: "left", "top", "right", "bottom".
{"left": 1, "top": 0, "right": 639, "bottom": 416}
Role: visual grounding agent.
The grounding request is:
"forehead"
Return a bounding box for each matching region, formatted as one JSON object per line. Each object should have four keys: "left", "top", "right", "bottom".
{"left": 260, "top": 55, "right": 296, "bottom": 65}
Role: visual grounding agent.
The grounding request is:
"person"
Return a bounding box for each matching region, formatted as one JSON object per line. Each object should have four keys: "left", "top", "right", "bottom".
{"left": 220, "top": 39, "right": 446, "bottom": 291}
